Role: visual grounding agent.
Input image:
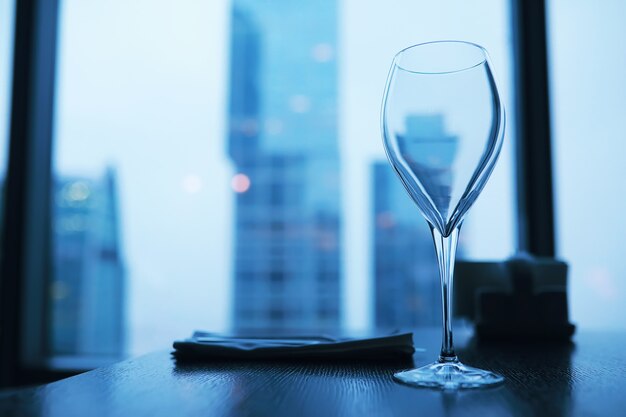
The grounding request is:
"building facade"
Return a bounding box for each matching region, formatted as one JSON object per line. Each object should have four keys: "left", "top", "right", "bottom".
{"left": 373, "top": 161, "right": 441, "bottom": 329}
{"left": 51, "top": 169, "right": 125, "bottom": 356}
{"left": 228, "top": 0, "right": 341, "bottom": 332}
{"left": 374, "top": 114, "right": 463, "bottom": 329}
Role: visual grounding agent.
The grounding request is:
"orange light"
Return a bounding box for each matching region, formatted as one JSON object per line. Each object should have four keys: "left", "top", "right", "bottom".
{"left": 231, "top": 173, "right": 251, "bottom": 193}
{"left": 376, "top": 212, "right": 395, "bottom": 229}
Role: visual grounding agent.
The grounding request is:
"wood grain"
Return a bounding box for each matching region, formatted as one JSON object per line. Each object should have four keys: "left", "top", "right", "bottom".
{"left": 0, "top": 330, "right": 624, "bottom": 416}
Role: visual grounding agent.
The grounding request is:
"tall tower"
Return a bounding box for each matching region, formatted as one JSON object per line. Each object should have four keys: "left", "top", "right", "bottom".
{"left": 228, "top": 1, "right": 341, "bottom": 333}
{"left": 373, "top": 161, "right": 441, "bottom": 329}
{"left": 374, "top": 115, "right": 462, "bottom": 329}
{"left": 51, "top": 168, "right": 126, "bottom": 356}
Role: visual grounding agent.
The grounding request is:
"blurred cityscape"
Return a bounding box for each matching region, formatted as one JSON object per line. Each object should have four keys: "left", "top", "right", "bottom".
{"left": 226, "top": 1, "right": 454, "bottom": 333}
{"left": 47, "top": 1, "right": 470, "bottom": 354}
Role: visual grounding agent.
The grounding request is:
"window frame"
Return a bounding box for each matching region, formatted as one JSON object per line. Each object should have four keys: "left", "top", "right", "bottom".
{"left": 512, "top": 0, "right": 556, "bottom": 257}
{"left": 0, "top": 0, "right": 66, "bottom": 387}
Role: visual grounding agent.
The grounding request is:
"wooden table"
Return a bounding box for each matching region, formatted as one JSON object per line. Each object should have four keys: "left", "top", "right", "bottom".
{"left": 1, "top": 329, "right": 625, "bottom": 416}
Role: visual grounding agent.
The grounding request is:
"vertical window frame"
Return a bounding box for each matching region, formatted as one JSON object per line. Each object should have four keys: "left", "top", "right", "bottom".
{"left": 0, "top": 0, "right": 60, "bottom": 387}
{"left": 511, "top": 0, "right": 556, "bottom": 257}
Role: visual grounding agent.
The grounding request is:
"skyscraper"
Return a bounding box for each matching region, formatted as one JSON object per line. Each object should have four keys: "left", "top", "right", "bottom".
{"left": 374, "top": 115, "right": 461, "bottom": 329}
{"left": 228, "top": 1, "right": 341, "bottom": 332}
{"left": 51, "top": 168, "right": 125, "bottom": 356}
{"left": 373, "top": 161, "right": 441, "bottom": 329}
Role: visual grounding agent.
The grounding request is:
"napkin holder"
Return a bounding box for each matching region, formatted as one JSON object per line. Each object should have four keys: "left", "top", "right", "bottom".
{"left": 455, "top": 254, "right": 575, "bottom": 341}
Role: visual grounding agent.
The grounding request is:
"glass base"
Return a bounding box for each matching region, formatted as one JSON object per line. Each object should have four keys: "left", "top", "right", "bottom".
{"left": 394, "top": 360, "right": 504, "bottom": 390}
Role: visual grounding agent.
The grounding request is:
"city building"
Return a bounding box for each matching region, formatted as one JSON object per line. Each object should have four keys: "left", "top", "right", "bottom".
{"left": 373, "top": 161, "right": 441, "bottom": 329}
{"left": 228, "top": 1, "right": 341, "bottom": 333}
{"left": 374, "top": 114, "right": 463, "bottom": 329}
{"left": 51, "top": 168, "right": 126, "bottom": 357}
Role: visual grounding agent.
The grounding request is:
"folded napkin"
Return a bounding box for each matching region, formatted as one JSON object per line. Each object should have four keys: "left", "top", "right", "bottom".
{"left": 172, "top": 331, "right": 415, "bottom": 361}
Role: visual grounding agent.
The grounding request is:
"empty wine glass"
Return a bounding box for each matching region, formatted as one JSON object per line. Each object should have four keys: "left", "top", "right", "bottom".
{"left": 381, "top": 41, "right": 505, "bottom": 389}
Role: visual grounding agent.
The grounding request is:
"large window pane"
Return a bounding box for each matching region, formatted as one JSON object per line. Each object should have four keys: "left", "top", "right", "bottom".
{"left": 52, "top": 0, "right": 516, "bottom": 358}
{"left": 549, "top": 0, "right": 626, "bottom": 329}
{"left": 0, "top": 0, "right": 14, "bottom": 191}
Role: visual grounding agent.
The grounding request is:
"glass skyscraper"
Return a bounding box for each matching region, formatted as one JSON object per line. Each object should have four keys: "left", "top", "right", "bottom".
{"left": 228, "top": 0, "right": 341, "bottom": 332}
{"left": 51, "top": 169, "right": 125, "bottom": 356}
{"left": 373, "top": 161, "right": 441, "bottom": 328}
{"left": 373, "top": 115, "right": 462, "bottom": 329}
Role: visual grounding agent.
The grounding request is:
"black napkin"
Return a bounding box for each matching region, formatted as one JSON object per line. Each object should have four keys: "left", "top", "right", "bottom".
{"left": 172, "top": 331, "right": 415, "bottom": 361}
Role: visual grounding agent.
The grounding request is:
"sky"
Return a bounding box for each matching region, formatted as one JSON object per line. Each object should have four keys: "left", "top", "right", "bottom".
{"left": 1, "top": 0, "right": 623, "bottom": 356}
{"left": 548, "top": 0, "right": 626, "bottom": 329}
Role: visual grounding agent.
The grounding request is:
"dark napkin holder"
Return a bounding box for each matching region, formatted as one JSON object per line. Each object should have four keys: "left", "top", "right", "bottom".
{"left": 455, "top": 255, "right": 575, "bottom": 342}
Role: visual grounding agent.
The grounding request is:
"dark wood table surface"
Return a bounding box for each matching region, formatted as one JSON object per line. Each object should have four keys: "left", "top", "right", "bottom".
{"left": 1, "top": 329, "right": 625, "bottom": 417}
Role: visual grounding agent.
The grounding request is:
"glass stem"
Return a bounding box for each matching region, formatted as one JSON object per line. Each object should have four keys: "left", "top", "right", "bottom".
{"left": 430, "top": 225, "right": 460, "bottom": 363}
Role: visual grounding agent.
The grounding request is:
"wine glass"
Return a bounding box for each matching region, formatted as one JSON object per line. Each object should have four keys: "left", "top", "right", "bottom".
{"left": 381, "top": 40, "right": 505, "bottom": 389}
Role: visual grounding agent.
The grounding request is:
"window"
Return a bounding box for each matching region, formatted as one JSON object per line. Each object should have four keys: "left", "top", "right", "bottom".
{"left": 49, "top": 0, "right": 517, "bottom": 359}
{"left": 548, "top": 0, "right": 626, "bottom": 329}
{"left": 0, "top": 0, "right": 14, "bottom": 197}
